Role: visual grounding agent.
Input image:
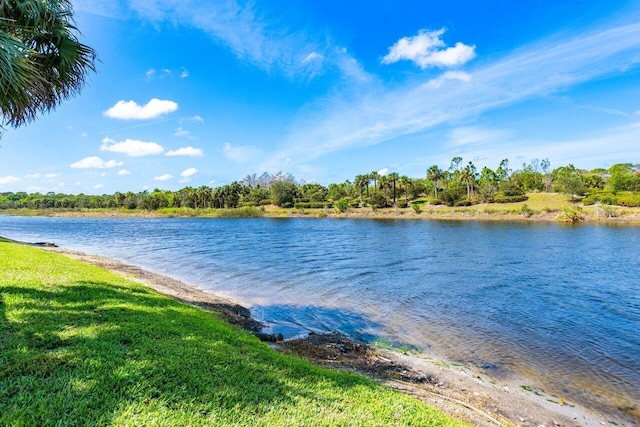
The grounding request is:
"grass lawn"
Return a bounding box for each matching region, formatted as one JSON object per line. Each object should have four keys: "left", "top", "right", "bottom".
{"left": 0, "top": 241, "right": 464, "bottom": 426}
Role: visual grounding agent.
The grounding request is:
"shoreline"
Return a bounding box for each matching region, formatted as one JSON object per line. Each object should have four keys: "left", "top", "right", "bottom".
{"left": 38, "top": 245, "right": 634, "bottom": 426}
{"left": 2, "top": 204, "right": 640, "bottom": 224}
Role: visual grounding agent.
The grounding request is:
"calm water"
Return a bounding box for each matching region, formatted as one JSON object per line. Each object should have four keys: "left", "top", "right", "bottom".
{"left": 1, "top": 216, "right": 638, "bottom": 420}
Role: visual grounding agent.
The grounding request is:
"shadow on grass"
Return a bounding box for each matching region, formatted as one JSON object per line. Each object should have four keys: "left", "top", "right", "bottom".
{"left": 0, "top": 281, "right": 382, "bottom": 425}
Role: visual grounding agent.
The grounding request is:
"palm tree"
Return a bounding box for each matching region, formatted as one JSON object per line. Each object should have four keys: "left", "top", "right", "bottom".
{"left": 426, "top": 165, "right": 444, "bottom": 200}
{"left": 460, "top": 161, "right": 477, "bottom": 201}
{"left": 1, "top": 0, "right": 96, "bottom": 134}
{"left": 388, "top": 172, "right": 399, "bottom": 206}
{"left": 370, "top": 171, "right": 380, "bottom": 194}
{"left": 398, "top": 176, "right": 410, "bottom": 205}
{"left": 354, "top": 174, "right": 367, "bottom": 204}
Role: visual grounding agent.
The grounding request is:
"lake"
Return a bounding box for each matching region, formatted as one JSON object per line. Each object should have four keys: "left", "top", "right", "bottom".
{"left": 1, "top": 215, "right": 638, "bottom": 421}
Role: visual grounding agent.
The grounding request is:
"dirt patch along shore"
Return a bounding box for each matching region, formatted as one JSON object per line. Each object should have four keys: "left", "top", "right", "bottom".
{"left": 39, "top": 245, "right": 634, "bottom": 427}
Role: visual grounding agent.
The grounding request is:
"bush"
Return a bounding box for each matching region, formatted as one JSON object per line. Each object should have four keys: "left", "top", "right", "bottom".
{"left": 369, "top": 193, "right": 388, "bottom": 208}
{"left": 521, "top": 204, "right": 534, "bottom": 218}
{"left": 454, "top": 200, "right": 472, "bottom": 207}
{"left": 334, "top": 198, "right": 349, "bottom": 213}
{"left": 396, "top": 201, "right": 408, "bottom": 208}
{"left": 259, "top": 199, "right": 273, "bottom": 206}
{"left": 557, "top": 206, "right": 584, "bottom": 223}
{"left": 412, "top": 203, "right": 421, "bottom": 214}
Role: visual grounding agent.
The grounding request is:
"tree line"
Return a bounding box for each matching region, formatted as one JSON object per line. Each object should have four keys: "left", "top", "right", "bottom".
{"left": 2, "top": 160, "right": 640, "bottom": 211}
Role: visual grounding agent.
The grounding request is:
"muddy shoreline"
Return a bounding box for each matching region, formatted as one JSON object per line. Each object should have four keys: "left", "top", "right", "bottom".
{"left": 26, "top": 244, "right": 635, "bottom": 426}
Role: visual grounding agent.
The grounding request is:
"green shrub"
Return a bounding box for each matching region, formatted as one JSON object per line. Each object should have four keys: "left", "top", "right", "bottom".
{"left": 259, "top": 199, "right": 273, "bottom": 206}
{"left": 369, "top": 193, "right": 388, "bottom": 208}
{"left": 521, "top": 204, "right": 534, "bottom": 218}
{"left": 334, "top": 198, "right": 349, "bottom": 213}
{"left": 396, "top": 201, "right": 408, "bottom": 208}
{"left": 412, "top": 203, "right": 421, "bottom": 214}
{"left": 558, "top": 206, "right": 584, "bottom": 223}
{"left": 454, "top": 200, "right": 472, "bottom": 207}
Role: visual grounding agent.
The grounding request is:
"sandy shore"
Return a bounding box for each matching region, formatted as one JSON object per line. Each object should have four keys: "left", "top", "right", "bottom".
{"left": 32, "top": 245, "right": 635, "bottom": 427}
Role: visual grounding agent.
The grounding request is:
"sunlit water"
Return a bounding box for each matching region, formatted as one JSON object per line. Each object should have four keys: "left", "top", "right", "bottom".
{"left": 1, "top": 216, "right": 638, "bottom": 421}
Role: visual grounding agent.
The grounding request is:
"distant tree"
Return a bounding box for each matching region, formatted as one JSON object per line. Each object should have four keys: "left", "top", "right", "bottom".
{"left": 552, "top": 164, "right": 585, "bottom": 202}
{"left": 270, "top": 180, "right": 298, "bottom": 207}
{"left": 608, "top": 164, "right": 634, "bottom": 193}
{"left": 1, "top": 0, "right": 97, "bottom": 135}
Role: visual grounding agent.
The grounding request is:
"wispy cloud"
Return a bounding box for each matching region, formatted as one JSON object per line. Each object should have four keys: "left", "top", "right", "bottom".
{"left": 264, "top": 17, "right": 640, "bottom": 169}
{"left": 446, "top": 126, "right": 512, "bottom": 147}
{"left": 172, "top": 127, "right": 195, "bottom": 139}
{"left": 222, "top": 142, "right": 262, "bottom": 163}
{"left": 104, "top": 98, "right": 178, "bottom": 120}
{"left": 24, "top": 173, "right": 40, "bottom": 179}
{"left": 0, "top": 175, "right": 21, "bottom": 185}
{"left": 118, "top": 169, "right": 131, "bottom": 176}
{"left": 85, "top": 0, "right": 366, "bottom": 81}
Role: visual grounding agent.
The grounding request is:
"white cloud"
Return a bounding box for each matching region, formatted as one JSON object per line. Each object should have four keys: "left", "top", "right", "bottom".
{"left": 44, "top": 173, "right": 60, "bottom": 178}
{"left": 103, "top": 98, "right": 178, "bottom": 120}
{"left": 222, "top": 142, "right": 263, "bottom": 163}
{"left": 70, "top": 156, "right": 124, "bottom": 169}
{"left": 94, "top": 184, "right": 104, "bottom": 190}
{"left": 377, "top": 168, "right": 389, "bottom": 176}
{"left": 101, "top": 138, "right": 164, "bottom": 156}
{"left": 154, "top": 174, "right": 173, "bottom": 181}
{"left": 118, "top": 169, "right": 131, "bottom": 176}
{"left": 382, "top": 29, "right": 476, "bottom": 69}
{"left": 166, "top": 146, "right": 204, "bottom": 157}
{"left": 180, "top": 67, "right": 189, "bottom": 78}
{"left": 179, "top": 167, "right": 198, "bottom": 183}
{"left": 26, "top": 186, "right": 44, "bottom": 192}
{"left": 25, "top": 173, "right": 40, "bottom": 179}
{"left": 146, "top": 68, "right": 156, "bottom": 78}
{"left": 180, "top": 168, "right": 198, "bottom": 178}
{"left": 188, "top": 115, "right": 204, "bottom": 123}
{"left": 0, "top": 175, "right": 21, "bottom": 185}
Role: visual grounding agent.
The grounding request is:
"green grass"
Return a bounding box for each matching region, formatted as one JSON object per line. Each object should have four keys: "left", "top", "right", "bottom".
{"left": 0, "top": 242, "right": 463, "bottom": 426}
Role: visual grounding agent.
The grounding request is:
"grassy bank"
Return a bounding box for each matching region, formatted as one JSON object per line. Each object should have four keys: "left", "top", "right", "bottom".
{"left": 0, "top": 241, "right": 462, "bottom": 426}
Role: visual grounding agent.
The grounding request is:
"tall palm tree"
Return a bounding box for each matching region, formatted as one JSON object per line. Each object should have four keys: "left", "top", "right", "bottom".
{"left": 461, "top": 161, "right": 477, "bottom": 200}
{"left": 370, "top": 171, "right": 380, "bottom": 194}
{"left": 1, "top": 0, "right": 96, "bottom": 134}
{"left": 398, "top": 175, "right": 410, "bottom": 205}
{"left": 426, "top": 165, "right": 443, "bottom": 200}
{"left": 388, "top": 172, "right": 399, "bottom": 206}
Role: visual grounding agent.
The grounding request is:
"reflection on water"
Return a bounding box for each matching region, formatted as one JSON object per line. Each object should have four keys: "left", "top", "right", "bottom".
{"left": 1, "top": 216, "right": 639, "bottom": 420}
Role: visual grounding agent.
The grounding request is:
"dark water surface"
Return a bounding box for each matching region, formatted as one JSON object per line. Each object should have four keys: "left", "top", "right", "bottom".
{"left": 1, "top": 216, "right": 638, "bottom": 419}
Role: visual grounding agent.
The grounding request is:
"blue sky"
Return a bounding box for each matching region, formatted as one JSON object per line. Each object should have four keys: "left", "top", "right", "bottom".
{"left": 2, "top": 0, "right": 640, "bottom": 194}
